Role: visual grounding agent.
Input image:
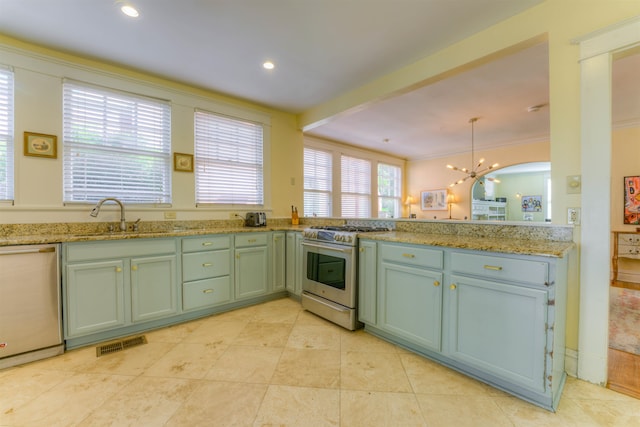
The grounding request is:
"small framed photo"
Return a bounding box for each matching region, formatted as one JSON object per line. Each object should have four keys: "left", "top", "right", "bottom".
{"left": 24, "top": 132, "right": 57, "bottom": 159}
{"left": 173, "top": 152, "right": 194, "bottom": 172}
{"left": 421, "top": 189, "right": 447, "bottom": 210}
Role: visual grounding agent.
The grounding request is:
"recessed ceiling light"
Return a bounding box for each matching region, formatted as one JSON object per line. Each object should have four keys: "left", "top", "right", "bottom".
{"left": 121, "top": 5, "right": 139, "bottom": 18}
{"left": 263, "top": 61, "right": 275, "bottom": 70}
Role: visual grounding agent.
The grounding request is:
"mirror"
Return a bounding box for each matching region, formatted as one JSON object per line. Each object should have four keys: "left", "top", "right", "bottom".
{"left": 471, "top": 162, "right": 551, "bottom": 222}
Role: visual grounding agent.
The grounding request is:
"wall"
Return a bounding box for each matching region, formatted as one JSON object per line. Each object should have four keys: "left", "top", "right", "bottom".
{"left": 0, "top": 36, "right": 304, "bottom": 224}
{"left": 494, "top": 171, "right": 549, "bottom": 222}
{"left": 406, "top": 141, "right": 549, "bottom": 220}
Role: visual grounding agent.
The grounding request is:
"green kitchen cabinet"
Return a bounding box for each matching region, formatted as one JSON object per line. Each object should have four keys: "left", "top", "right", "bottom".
{"left": 286, "top": 231, "right": 303, "bottom": 296}
{"left": 357, "top": 239, "right": 377, "bottom": 325}
{"left": 65, "top": 259, "right": 126, "bottom": 337}
{"left": 235, "top": 233, "right": 269, "bottom": 300}
{"left": 131, "top": 254, "right": 178, "bottom": 322}
{"left": 272, "top": 232, "right": 286, "bottom": 292}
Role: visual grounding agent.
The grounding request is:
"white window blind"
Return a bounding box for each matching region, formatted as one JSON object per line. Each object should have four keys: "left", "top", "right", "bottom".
{"left": 0, "top": 67, "right": 13, "bottom": 202}
{"left": 195, "top": 110, "right": 264, "bottom": 205}
{"left": 378, "top": 163, "right": 401, "bottom": 218}
{"left": 62, "top": 81, "right": 171, "bottom": 204}
{"left": 304, "top": 147, "right": 332, "bottom": 217}
{"left": 341, "top": 155, "right": 371, "bottom": 218}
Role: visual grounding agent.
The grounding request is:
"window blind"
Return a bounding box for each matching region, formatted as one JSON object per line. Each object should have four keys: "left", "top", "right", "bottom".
{"left": 62, "top": 81, "right": 171, "bottom": 204}
{"left": 378, "top": 163, "right": 401, "bottom": 218}
{"left": 341, "top": 155, "right": 371, "bottom": 218}
{"left": 0, "top": 67, "right": 14, "bottom": 202}
{"left": 303, "top": 147, "right": 332, "bottom": 217}
{"left": 195, "top": 110, "right": 264, "bottom": 205}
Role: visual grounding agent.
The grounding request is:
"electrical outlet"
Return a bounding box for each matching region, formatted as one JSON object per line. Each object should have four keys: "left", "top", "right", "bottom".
{"left": 229, "top": 212, "right": 243, "bottom": 219}
{"left": 567, "top": 208, "right": 581, "bottom": 225}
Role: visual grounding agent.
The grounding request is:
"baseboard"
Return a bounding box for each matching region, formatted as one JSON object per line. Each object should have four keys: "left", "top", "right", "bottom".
{"left": 565, "top": 348, "right": 578, "bottom": 377}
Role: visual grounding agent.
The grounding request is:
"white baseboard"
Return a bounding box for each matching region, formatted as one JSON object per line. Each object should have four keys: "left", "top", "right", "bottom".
{"left": 565, "top": 348, "right": 578, "bottom": 378}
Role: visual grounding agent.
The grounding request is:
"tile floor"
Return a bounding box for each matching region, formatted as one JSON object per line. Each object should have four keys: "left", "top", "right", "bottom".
{"left": 1, "top": 297, "right": 639, "bottom": 426}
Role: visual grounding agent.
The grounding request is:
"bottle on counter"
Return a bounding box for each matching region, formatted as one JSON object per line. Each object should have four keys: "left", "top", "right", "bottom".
{"left": 291, "top": 205, "right": 299, "bottom": 225}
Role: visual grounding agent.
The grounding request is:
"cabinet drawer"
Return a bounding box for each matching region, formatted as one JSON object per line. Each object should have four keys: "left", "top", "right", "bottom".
{"left": 182, "top": 235, "right": 231, "bottom": 253}
{"left": 451, "top": 252, "right": 548, "bottom": 286}
{"left": 182, "top": 250, "right": 230, "bottom": 281}
{"left": 235, "top": 233, "right": 268, "bottom": 248}
{"left": 183, "top": 276, "right": 231, "bottom": 311}
{"left": 619, "top": 234, "right": 640, "bottom": 245}
{"left": 618, "top": 244, "right": 640, "bottom": 258}
{"left": 380, "top": 243, "right": 443, "bottom": 269}
{"left": 66, "top": 238, "right": 176, "bottom": 262}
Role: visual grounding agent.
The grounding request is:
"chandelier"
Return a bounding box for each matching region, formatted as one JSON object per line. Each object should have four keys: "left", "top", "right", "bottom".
{"left": 446, "top": 117, "right": 499, "bottom": 187}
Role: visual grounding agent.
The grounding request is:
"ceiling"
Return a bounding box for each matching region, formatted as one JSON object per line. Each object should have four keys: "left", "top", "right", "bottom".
{"left": 0, "top": 0, "right": 638, "bottom": 161}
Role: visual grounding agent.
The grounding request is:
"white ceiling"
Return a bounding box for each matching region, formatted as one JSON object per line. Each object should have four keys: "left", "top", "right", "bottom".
{"left": 0, "top": 0, "right": 638, "bottom": 161}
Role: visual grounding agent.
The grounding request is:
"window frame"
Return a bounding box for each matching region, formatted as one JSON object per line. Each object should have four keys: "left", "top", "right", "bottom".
{"left": 0, "top": 65, "right": 14, "bottom": 204}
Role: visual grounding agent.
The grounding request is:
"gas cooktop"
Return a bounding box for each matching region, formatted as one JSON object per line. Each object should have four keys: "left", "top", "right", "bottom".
{"left": 309, "top": 225, "right": 391, "bottom": 233}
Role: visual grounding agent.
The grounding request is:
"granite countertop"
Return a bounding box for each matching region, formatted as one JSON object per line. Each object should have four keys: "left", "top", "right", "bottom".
{"left": 359, "top": 231, "right": 575, "bottom": 258}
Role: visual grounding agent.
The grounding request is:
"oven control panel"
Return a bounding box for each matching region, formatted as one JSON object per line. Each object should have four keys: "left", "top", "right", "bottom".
{"left": 303, "top": 230, "right": 355, "bottom": 246}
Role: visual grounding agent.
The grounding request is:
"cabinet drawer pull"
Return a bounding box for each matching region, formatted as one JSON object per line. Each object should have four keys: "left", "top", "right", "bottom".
{"left": 450, "top": 284, "right": 456, "bottom": 290}
{"left": 402, "top": 253, "right": 416, "bottom": 258}
{"left": 202, "top": 263, "right": 213, "bottom": 267}
{"left": 202, "top": 242, "right": 213, "bottom": 246}
{"left": 433, "top": 281, "right": 440, "bottom": 287}
{"left": 116, "top": 267, "right": 122, "bottom": 272}
{"left": 483, "top": 265, "right": 503, "bottom": 271}
{"left": 131, "top": 265, "right": 138, "bottom": 271}
{"left": 359, "top": 247, "right": 365, "bottom": 252}
{"left": 202, "top": 289, "right": 214, "bottom": 294}
{"left": 248, "top": 238, "right": 257, "bottom": 243}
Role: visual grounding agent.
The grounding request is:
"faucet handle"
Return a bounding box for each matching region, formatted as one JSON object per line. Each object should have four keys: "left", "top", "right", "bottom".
{"left": 131, "top": 218, "right": 142, "bottom": 232}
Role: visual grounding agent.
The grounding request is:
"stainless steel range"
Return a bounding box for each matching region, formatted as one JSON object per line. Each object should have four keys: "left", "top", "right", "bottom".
{"left": 301, "top": 224, "right": 391, "bottom": 330}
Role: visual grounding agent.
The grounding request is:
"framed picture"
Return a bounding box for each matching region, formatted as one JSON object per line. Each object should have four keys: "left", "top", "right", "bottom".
{"left": 174, "top": 152, "right": 194, "bottom": 172}
{"left": 421, "top": 189, "right": 447, "bottom": 210}
{"left": 521, "top": 195, "right": 542, "bottom": 212}
{"left": 24, "top": 132, "right": 57, "bottom": 159}
{"left": 624, "top": 176, "right": 640, "bottom": 224}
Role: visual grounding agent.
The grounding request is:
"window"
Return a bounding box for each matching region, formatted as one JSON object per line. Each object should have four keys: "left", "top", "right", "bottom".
{"left": 0, "top": 66, "right": 14, "bottom": 202}
{"left": 303, "top": 147, "right": 332, "bottom": 217}
{"left": 195, "top": 110, "right": 264, "bottom": 205}
{"left": 341, "top": 155, "right": 371, "bottom": 218}
{"left": 378, "top": 163, "right": 401, "bottom": 218}
{"left": 62, "top": 81, "right": 171, "bottom": 204}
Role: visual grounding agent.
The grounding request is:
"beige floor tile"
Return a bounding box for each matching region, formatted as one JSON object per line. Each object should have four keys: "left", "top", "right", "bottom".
{"left": 341, "top": 389, "right": 427, "bottom": 426}
{"left": 286, "top": 323, "right": 342, "bottom": 351}
{"left": 494, "top": 395, "right": 600, "bottom": 427}
{"left": 296, "top": 308, "right": 340, "bottom": 327}
{"left": 573, "top": 397, "right": 640, "bottom": 426}
{"left": 416, "top": 394, "right": 512, "bottom": 427}
{"left": 0, "top": 372, "right": 133, "bottom": 427}
{"left": 78, "top": 376, "right": 199, "bottom": 426}
{"left": 144, "top": 317, "right": 207, "bottom": 343}
{"left": 253, "top": 384, "right": 340, "bottom": 427}
{"left": 0, "top": 366, "right": 75, "bottom": 416}
{"left": 25, "top": 345, "right": 98, "bottom": 373}
{"left": 271, "top": 348, "right": 340, "bottom": 388}
{"left": 210, "top": 304, "right": 260, "bottom": 322}
{"left": 563, "top": 375, "right": 635, "bottom": 401}
{"left": 341, "top": 351, "right": 413, "bottom": 392}
{"left": 205, "top": 345, "right": 283, "bottom": 383}
{"left": 82, "top": 341, "right": 173, "bottom": 376}
{"left": 181, "top": 318, "right": 248, "bottom": 345}
{"left": 251, "top": 298, "right": 303, "bottom": 324}
{"left": 341, "top": 329, "right": 399, "bottom": 353}
{"left": 143, "top": 342, "right": 228, "bottom": 379}
{"left": 165, "top": 381, "right": 268, "bottom": 427}
{"left": 233, "top": 321, "right": 293, "bottom": 347}
{"left": 400, "top": 352, "right": 487, "bottom": 395}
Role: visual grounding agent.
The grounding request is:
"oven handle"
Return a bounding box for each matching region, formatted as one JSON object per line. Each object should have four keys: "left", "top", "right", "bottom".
{"left": 301, "top": 241, "right": 355, "bottom": 254}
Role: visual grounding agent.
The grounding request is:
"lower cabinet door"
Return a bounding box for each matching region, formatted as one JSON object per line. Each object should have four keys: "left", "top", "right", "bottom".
{"left": 131, "top": 255, "right": 178, "bottom": 323}
{"left": 235, "top": 246, "right": 268, "bottom": 299}
{"left": 447, "top": 274, "right": 547, "bottom": 392}
{"left": 66, "top": 260, "right": 126, "bottom": 337}
{"left": 379, "top": 262, "right": 443, "bottom": 351}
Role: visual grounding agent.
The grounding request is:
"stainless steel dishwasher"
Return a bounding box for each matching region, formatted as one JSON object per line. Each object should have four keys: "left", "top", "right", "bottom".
{"left": 0, "top": 244, "right": 64, "bottom": 369}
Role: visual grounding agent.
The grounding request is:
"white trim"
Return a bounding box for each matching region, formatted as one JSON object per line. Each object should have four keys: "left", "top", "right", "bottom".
{"left": 565, "top": 348, "right": 579, "bottom": 378}
{"left": 577, "top": 15, "right": 640, "bottom": 385}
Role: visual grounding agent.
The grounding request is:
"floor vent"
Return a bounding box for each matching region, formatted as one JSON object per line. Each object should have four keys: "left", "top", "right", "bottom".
{"left": 96, "top": 335, "right": 147, "bottom": 357}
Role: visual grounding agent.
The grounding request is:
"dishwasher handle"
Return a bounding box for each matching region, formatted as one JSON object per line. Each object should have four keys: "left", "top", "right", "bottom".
{"left": 0, "top": 246, "right": 56, "bottom": 256}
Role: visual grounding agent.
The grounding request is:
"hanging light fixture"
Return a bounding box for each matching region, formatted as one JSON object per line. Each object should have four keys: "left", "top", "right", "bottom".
{"left": 446, "top": 117, "right": 500, "bottom": 187}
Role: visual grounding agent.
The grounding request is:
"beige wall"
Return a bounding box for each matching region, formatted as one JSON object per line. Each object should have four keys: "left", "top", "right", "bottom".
{"left": 0, "top": 36, "right": 303, "bottom": 224}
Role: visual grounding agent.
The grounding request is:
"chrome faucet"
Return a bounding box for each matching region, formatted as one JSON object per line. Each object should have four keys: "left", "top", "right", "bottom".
{"left": 90, "top": 198, "right": 126, "bottom": 232}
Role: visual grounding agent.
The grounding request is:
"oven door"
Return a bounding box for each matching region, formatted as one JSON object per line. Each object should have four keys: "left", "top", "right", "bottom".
{"left": 302, "top": 240, "right": 356, "bottom": 308}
